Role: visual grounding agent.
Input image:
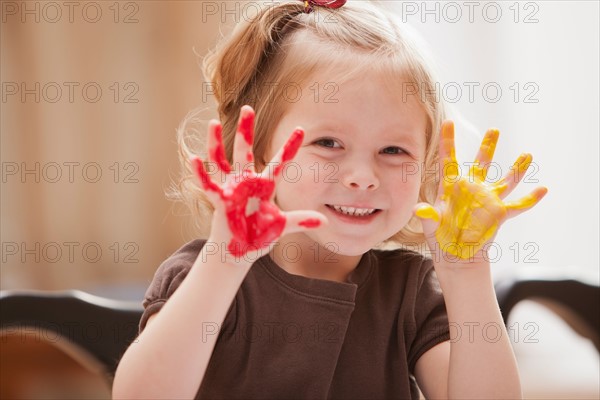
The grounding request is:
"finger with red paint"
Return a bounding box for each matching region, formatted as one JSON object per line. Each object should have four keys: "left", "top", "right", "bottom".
{"left": 261, "top": 127, "right": 304, "bottom": 189}
{"left": 190, "top": 120, "right": 224, "bottom": 206}
{"left": 193, "top": 120, "right": 228, "bottom": 207}
{"left": 233, "top": 105, "right": 256, "bottom": 169}
{"left": 280, "top": 209, "right": 327, "bottom": 236}
{"left": 206, "top": 119, "right": 232, "bottom": 175}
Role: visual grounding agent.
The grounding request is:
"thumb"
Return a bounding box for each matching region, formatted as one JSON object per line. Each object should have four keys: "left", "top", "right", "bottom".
{"left": 414, "top": 203, "right": 440, "bottom": 239}
{"left": 282, "top": 211, "right": 328, "bottom": 236}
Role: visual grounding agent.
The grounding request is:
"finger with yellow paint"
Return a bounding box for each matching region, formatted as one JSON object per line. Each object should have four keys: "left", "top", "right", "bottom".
{"left": 505, "top": 186, "right": 548, "bottom": 219}
{"left": 471, "top": 128, "right": 499, "bottom": 182}
{"left": 438, "top": 121, "right": 459, "bottom": 189}
{"left": 492, "top": 153, "right": 533, "bottom": 198}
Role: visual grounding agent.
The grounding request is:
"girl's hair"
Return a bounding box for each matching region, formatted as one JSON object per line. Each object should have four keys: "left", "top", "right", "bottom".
{"left": 170, "top": 0, "right": 446, "bottom": 247}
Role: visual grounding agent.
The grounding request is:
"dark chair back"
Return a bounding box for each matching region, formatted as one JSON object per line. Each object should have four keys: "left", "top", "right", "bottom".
{"left": 0, "top": 290, "right": 143, "bottom": 382}
{"left": 495, "top": 268, "right": 599, "bottom": 352}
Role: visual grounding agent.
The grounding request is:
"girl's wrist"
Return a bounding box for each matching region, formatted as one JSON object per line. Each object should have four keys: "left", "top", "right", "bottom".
{"left": 433, "top": 261, "right": 499, "bottom": 316}
{"left": 433, "top": 257, "right": 493, "bottom": 288}
{"left": 200, "top": 237, "right": 256, "bottom": 270}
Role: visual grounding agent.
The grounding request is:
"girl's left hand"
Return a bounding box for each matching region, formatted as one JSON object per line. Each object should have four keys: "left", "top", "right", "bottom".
{"left": 414, "top": 121, "right": 548, "bottom": 263}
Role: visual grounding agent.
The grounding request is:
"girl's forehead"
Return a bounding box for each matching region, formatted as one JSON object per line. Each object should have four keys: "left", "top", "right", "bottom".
{"left": 267, "top": 41, "right": 431, "bottom": 151}
{"left": 297, "top": 66, "right": 426, "bottom": 116}
{"left": 274, "top": 73, "right": 427, "bottom": 142}
{"left": 302, "top": 58, "right": 419, "bottom": 99}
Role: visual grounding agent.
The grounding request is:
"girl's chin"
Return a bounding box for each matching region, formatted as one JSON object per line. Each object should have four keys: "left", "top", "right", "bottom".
{"left": 303, "top": 232, "right": 381, "bottom": 257}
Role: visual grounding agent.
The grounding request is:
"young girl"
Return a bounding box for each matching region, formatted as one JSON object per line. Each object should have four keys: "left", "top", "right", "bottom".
{"left": 113, "top": 1, "right": 547, "bottom": 398}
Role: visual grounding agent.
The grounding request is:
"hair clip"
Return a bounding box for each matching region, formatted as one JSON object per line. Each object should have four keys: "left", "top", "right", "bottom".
{"left": 302, "top": 0, "right": 347, "bottom": 14}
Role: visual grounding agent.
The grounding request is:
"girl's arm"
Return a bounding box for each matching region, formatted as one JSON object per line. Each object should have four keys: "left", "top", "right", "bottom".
{"left": 413, "top": 121, "right": 547, "bottom": 399}
{"left": 112, "top": 247, "right": 252, "bottom": 399}
{"left": 113, "top": 106, "right": 326, "bottom": 399}
{"left": 415, "top": 261, "right": 521, "bottom": 399}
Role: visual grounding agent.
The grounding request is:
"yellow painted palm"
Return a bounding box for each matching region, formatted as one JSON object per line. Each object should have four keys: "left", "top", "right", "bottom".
{"left": 415, "top": 121, "right": 548, "bottom": 260}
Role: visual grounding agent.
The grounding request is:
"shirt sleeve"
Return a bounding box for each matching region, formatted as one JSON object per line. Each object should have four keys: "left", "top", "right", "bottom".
{"left": 138, "top": 239, "right": 206, "bottom": 334}
{"left": 407, "top": 257, "right": 450, "bottom": 374}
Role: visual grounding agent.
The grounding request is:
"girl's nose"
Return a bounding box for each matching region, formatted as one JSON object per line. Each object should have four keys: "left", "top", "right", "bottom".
{"left": 341, "top": 164, "right": 379, "bottom": 191}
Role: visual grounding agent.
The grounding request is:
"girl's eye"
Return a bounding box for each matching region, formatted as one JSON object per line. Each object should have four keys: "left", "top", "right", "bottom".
{"left": 314, "top": 138, "right": 341, "bottom": 148}
{"left": 381, "top": 146, "right": 407, "bottom": 155}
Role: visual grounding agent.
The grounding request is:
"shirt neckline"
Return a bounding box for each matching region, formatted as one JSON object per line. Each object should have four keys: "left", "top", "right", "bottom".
{"left": 255, "top": 250, "right": 374, "bottom": 304}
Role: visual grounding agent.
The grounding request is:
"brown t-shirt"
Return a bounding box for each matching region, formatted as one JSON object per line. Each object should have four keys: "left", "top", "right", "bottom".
{"left": 140, "top": 239, "right": 450, "bottom": 399}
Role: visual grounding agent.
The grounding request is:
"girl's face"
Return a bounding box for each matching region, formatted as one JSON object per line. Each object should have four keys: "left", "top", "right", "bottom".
{"left": 267, "top": 69, "right": 428, "bottom": 256}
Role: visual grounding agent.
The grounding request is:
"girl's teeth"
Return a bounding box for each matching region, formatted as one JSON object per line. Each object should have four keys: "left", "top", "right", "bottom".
{"left": 330, "top": 205, "right": 376, "bottom": 216}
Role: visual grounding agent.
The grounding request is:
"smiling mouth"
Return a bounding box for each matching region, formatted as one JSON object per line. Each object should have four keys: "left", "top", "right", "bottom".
{"left": 325, "top": 204, "right": 381, "bottom": 217}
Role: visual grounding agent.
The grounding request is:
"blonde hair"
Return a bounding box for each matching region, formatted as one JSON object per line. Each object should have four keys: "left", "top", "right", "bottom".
{"left": 169, "top": 0, "right": 446, "bottom": 246}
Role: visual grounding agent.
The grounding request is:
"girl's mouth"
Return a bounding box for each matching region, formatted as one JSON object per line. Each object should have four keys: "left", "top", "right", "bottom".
{"left": 325, "top": 204, "right": 382, "bottom": 223}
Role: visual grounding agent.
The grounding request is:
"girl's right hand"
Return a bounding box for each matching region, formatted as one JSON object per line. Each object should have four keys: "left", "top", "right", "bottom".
{"left": 191, "top": 105, "right": 327, "bottom": 266}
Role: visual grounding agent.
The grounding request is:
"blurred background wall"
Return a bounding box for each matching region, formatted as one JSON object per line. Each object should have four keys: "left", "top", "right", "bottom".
{"left": 1, "top": 0, "right": 599, "bottom": 398}
{"left": 2, "top": 0, "right": 228, "bottom": 297}
{"left": 397, "top": 0, "right": 599, "bottom": 278}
